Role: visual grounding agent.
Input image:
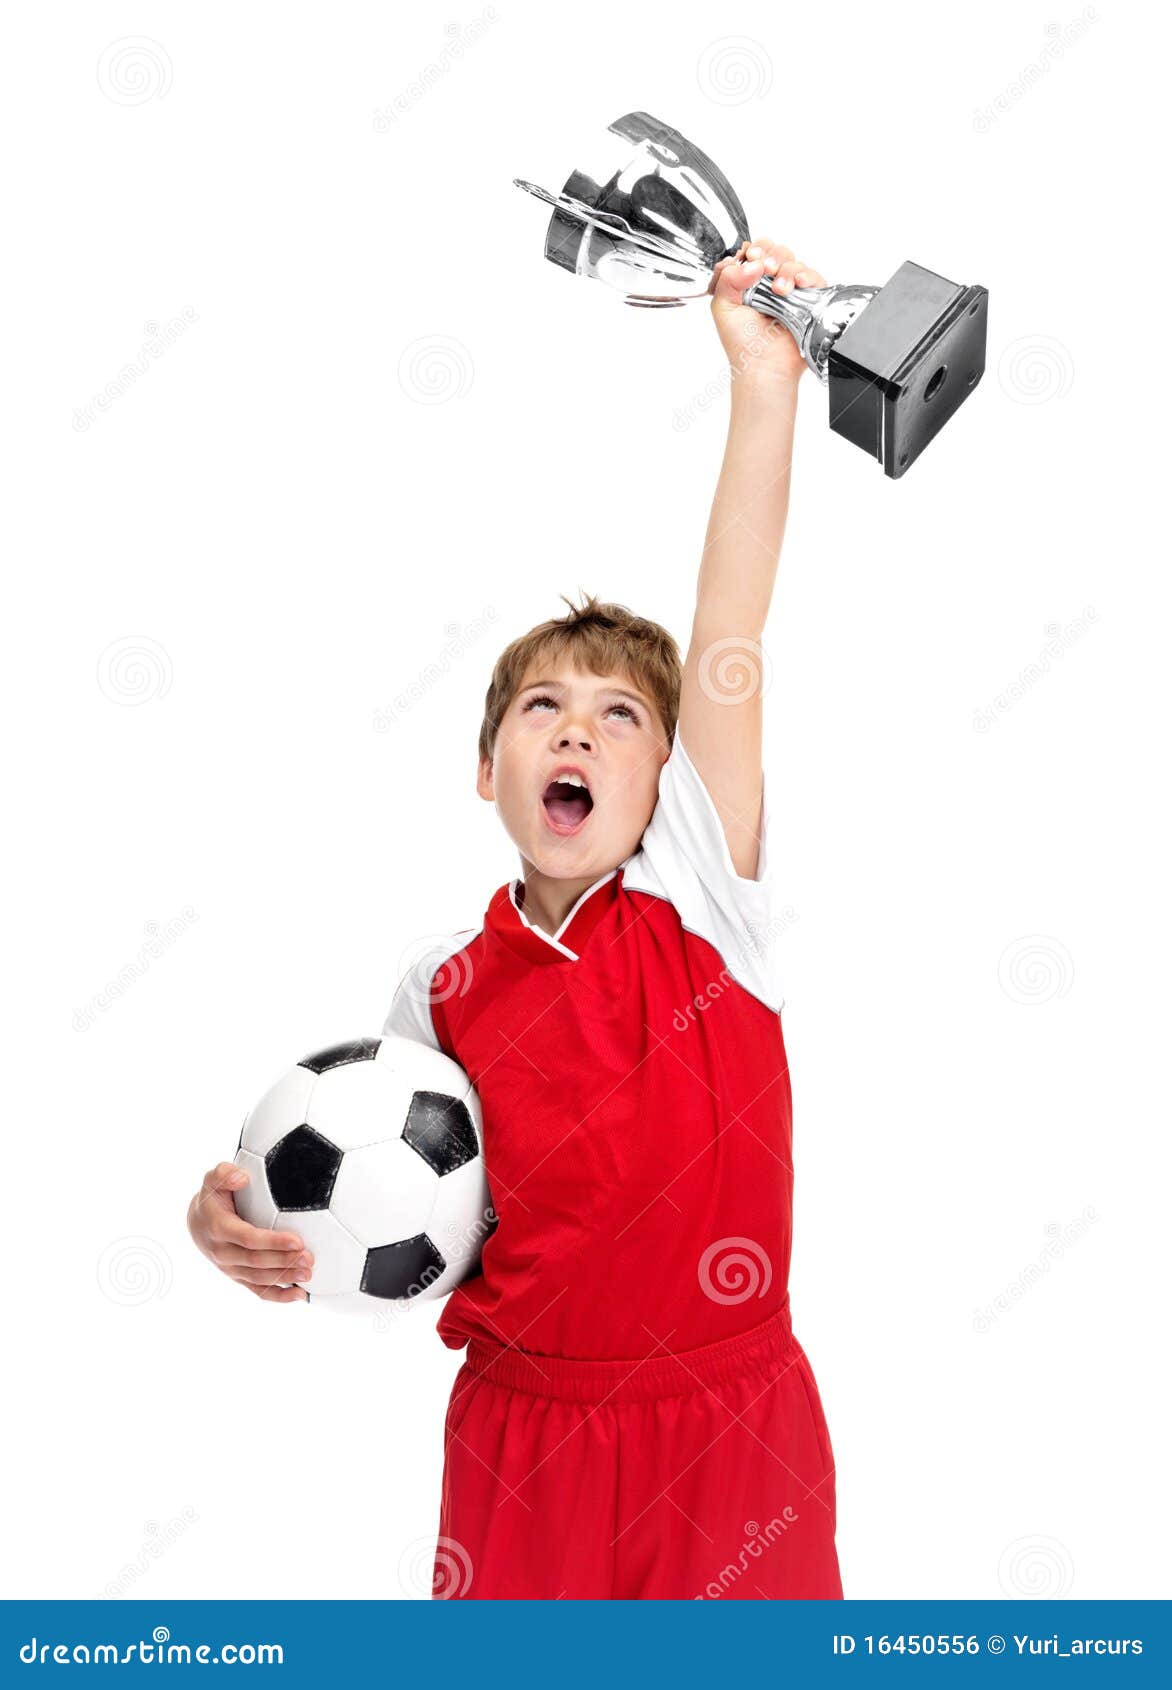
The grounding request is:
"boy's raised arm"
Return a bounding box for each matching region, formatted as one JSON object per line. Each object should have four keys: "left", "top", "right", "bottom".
{"left": 677, "top": 238, "right": 826, "bottom": 879}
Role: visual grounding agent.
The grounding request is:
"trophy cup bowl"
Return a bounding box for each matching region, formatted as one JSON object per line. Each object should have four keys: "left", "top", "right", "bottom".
{"left": 514, "top": 112, "right": 988, "bottom": 479}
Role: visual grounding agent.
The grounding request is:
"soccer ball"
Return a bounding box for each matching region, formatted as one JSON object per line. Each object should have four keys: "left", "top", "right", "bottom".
{"left": 233, "top": 1034, "right": 493, "bottom": 1313}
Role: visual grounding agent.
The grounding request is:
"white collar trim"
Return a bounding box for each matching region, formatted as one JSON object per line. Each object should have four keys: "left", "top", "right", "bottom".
{"left": 509, "top": 869, "right": 619, "bottom": 959}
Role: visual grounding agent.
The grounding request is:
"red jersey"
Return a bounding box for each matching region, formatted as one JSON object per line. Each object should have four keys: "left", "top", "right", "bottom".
{"left": 384, "top": 732, "right": 796, "bottom": 1362}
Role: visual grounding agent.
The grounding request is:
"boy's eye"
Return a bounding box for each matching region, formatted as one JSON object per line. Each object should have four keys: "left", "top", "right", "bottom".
{"left": 520, "top": 693, "right": 641, "bottom": 724}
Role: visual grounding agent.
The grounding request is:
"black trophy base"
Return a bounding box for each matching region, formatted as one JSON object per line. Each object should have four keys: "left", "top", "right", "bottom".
{"left": 828, "top": 261, "right": 988, "bottom": 479}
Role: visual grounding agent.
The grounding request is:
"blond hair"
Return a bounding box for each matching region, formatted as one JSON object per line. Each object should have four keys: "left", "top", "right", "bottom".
{"left": 478, "top": 593, "right": 681, "bottom": 762}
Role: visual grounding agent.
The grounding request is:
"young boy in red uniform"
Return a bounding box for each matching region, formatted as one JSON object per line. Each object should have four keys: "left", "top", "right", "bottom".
{"left": 384, "top": 237, "right": 843, "bottom": 1600}
{"left": 190, "top": 238, "right": 842, "bottom": 1599}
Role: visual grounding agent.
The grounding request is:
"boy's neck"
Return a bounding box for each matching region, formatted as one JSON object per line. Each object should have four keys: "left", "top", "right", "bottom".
{"left": 516, "top": 865, "right": 611, "bottom": 939}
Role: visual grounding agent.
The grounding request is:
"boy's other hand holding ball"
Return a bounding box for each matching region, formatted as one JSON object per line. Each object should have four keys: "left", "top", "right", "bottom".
{"left": 187, "top": 1161, "right": 313, "bottom": 1302}
{"left": 708, "top": 237, "right": 826, "bottom": 385}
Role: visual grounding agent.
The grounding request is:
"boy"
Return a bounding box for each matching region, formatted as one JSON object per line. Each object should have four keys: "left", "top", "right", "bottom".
{"left": 189, "top": 237, "right": 842, "bottom": 1600}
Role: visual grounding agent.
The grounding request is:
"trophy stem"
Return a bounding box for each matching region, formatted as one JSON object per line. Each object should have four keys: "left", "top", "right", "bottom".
{"left": 742, "top": 278, "right": 881, "bottom": 384}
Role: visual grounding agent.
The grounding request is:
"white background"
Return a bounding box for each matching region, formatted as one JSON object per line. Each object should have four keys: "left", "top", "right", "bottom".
{"left": 4, "top": 0, "right": 1169, "bottom": 1603}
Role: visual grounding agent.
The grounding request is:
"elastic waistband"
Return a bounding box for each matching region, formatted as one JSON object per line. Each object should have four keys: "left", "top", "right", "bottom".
{"left": 462, "top": 1298, "right": 794, "bottom": 1405}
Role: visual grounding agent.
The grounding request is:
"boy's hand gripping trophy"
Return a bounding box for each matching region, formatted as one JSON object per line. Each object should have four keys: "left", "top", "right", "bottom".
{"left": 515, "top": 111, "right": 988, "bottom": 479}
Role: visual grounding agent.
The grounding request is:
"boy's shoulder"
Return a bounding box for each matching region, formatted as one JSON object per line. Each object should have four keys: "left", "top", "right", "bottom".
{"left": 381, "top": 926, "right": 483, "bottom": 1050}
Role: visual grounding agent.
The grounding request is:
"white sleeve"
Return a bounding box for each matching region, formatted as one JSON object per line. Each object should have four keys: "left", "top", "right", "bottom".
{"left": 621, "top": 733, "right": 787, "bottom": 1012}
{"left": 380, "top": 930, "right": 480, "bottom": 1051}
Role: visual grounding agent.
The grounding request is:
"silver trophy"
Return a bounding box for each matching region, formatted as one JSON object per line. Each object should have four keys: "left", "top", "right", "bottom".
{"left": 515, "top": 111, "right": 988, "bottom": 478}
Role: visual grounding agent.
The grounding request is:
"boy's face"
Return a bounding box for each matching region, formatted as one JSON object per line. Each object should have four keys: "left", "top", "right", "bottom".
{"left": 478, "top": 660, "right": 671, "bottom": 881}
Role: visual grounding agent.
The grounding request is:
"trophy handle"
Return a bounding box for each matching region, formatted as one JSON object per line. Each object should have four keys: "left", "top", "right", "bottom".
{"left": 741, "top": 278, "right": 880, "bottom": 384}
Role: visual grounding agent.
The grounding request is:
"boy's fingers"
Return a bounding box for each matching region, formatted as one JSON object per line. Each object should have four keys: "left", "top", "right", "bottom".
{"left": 714, "top": 255, "right": 763, "bottom": 305}
{"left": 770, "top": 259, "right": 801, "bottom": 293}
{"left": 215, "top": 1242, "right": 312, "bottom": 1272}
{"left": 707, "top": 256, "right": 735, "bottom": 295}
{"left": 217, "top": 1211, "right": 305, "bottom": 1253}
{"left": 247, "top": 1281, "right": 308, "bottom": 1304}
{"left": 231, "top": 1263, "right": 310, "bottom": 1289}
{"left": 203, "top": 1161, "right": 246, "bottom": 1194}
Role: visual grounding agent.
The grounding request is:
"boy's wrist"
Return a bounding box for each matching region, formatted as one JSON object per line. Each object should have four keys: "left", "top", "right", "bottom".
{"left": 730, "top": 365, "right": 803, "bottom": 408}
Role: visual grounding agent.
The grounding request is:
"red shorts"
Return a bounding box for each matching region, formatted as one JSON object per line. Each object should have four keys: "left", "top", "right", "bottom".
{"left": 432, "top": 1300, "right": 842, "bottom": 1600}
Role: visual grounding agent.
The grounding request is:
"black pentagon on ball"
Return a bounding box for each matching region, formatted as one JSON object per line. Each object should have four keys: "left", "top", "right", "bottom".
{"left": 402, "top": 1090, "right": 478, "bottom": 1175}
{"left": 362, "top": 1233, "right": 447, "bottom": 1299}
{"left": 298, "top": 1037, "right": 381, "bottom": 1075}
{"left": 266, "top": 1124, "right": 342, "bottom": 1210}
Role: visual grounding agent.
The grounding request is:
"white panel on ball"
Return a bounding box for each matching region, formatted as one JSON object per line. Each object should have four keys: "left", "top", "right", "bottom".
{"left": 426, "top": 1155, "right": 494, "bottom": 1277}
{"left": 374, "top": 1033, "right": 474, "bottom": 1101}
{"left": 231, "top": 1147, "right": 277, "bottom": 1231}
{"left": 274, "top": 1208, "right": 367, "bottom": 1298}
{"left": 305, "top": 1059, "right": 406, "bottom": 1153}
{"left": 330, "top": 1135, "right": 441, "bottom": 1246}
{"left": 240, "top": 1064, "right": 317, "bottom": 1158}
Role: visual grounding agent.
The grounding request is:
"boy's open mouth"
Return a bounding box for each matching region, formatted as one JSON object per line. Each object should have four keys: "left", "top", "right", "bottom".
{"left": 541, "top": 774, "right": 594, "bottom": 835}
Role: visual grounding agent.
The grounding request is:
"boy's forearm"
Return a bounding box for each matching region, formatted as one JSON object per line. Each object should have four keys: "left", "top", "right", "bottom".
{"left": 693, "top": 372, "right": 801, "bottom": 639}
